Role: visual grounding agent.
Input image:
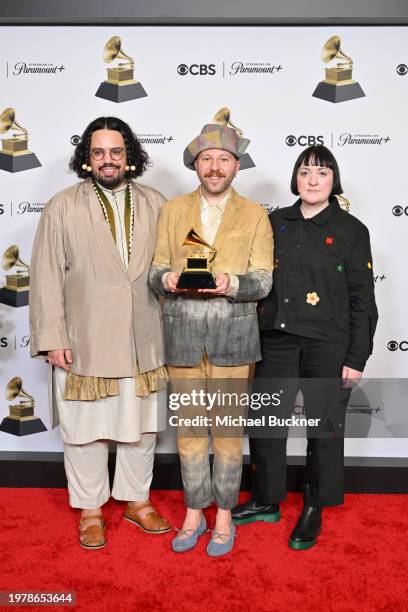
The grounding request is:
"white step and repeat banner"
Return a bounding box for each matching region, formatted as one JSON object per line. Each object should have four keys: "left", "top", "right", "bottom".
{"left": 0, "top": 26, "right": 407, "bottom": 456}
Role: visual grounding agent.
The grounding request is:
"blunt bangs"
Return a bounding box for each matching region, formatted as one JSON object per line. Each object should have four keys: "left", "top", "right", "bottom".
{"left": 290, "top": 145, "right": 343, "bottom": 196}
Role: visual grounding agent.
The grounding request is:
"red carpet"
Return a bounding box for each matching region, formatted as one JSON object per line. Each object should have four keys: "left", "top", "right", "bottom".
{"left": 1, "top": 489, "right": 407, "bottom": 612}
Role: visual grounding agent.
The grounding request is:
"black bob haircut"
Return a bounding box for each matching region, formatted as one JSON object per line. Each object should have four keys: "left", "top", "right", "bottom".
{"left": 69, "top": 116, "right": 150, "bottom": 179}
{"left": 290, "top": 145, "right": 343, "bottom": 196}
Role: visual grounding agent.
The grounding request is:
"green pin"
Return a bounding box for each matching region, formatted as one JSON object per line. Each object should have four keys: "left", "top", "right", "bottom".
{"left": 336, "top": 264, "right": 344, "bottom": 272}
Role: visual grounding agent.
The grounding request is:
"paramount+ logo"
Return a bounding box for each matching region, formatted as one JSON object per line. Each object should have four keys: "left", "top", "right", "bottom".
{"left": 387, "top": 341, "right": 408, "bottom": 352}
{"left": 177, "top": 63, "right": 216, "bottom": 76}
{"left": 285, "top": 135, "right": 324, "bottom": 147}
{"left": 10, "top": 62, "right": 65, "bottom": 77}
{"left": 392, "top": 205, "right": 408, "bottom": 217}
{"left": 0, "top": 335, "right": 30, "bottom": 349}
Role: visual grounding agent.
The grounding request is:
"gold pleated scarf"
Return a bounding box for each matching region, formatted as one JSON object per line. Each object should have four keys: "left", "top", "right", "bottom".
{"left": 64, "top": 364, "right": 169, "bottom": 401}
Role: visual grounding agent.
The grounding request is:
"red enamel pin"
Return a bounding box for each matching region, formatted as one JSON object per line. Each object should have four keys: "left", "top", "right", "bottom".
{"left": 325, "top": 236, "right": 334, "bottom": 245}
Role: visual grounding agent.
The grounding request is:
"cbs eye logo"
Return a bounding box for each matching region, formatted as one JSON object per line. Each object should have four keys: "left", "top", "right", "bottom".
{"left": 285, "top": 135, "right": 297, "bottom": 146}
{"left": 396, "top": 64, "right": 408, "bottom": 76}
{"left": 177, "top": 63, "right": 216, "bottom": 76}
{"left": 392, "top": 205, "right": 408, "bottom": 217}
{"left": 387, "top": 341, "right": 408, "bottom": 351}
{"left": 70, "top": 135, "right": 81, "bottom": 146}
{"left": 177, "top": 64, "right": 189, "bottom": 75}
{"left": 285, "top": 135, "right": 324, "bottom": 147}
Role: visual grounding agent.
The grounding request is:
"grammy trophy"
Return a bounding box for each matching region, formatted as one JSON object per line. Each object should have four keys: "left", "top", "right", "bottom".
{"left": 95, "top": 36, "right": 148, "bottom": 103}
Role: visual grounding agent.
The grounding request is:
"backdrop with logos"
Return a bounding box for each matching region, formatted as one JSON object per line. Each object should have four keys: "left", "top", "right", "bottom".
{"left": 0, "top": 26, "right": 407, "bottom": 456}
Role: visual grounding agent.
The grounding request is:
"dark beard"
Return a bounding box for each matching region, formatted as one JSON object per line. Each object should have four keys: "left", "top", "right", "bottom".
{"left": 93, "top": 169, "right": 125, "bottom": 190}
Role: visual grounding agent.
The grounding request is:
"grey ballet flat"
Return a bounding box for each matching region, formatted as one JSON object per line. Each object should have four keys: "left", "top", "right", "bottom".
{"left": 206, "top": 523, "right": 236, "bottom": 557}
{"left": 171, "top": 515, "right": 207, "bottom": 552}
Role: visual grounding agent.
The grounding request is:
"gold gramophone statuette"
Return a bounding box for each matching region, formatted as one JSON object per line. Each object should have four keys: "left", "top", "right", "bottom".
{"left": 0, "top": 107, "right": 41, "bottom": 173}
{"left": 213, "top": 107, "right": 245, "bottom": 137}
{"left": 104, "top": 35, "right": 135, "bottom": 84}
{"left": 95, "top": 36, "right": 148, "bottom": 103}
{"left": 0, "top": 377, "right": 46, "bottom": 436}
{"left": 212, "top": 107, "right": 255, "bottom": 170}
{"left": 312, "top": 36, "right": 365, "bottom": 104}
{"left": 0, "top": 245, "right": 30, "bottom": 308}
{"left": 336, "top": 194, "right": 351, "bottom": 213}
{"left": 176, "top": 229, "right": 217, "bottom": 289}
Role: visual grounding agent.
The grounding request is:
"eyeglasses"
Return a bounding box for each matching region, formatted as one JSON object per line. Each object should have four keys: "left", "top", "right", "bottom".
{"left": 90, "top": 147, "right": 125, "bottom": 161}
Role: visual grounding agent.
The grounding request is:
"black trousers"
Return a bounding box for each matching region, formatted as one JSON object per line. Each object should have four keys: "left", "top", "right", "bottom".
{"left": 249, "top": 330, "right": 351, "bottom": 507}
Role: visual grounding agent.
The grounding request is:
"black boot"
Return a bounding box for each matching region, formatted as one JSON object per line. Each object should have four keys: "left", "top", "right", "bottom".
{"left": 289, "top": 485, "right": 322, "bottom": 550}
{"left": 232, "top": 498, "right": 280, "bottom": 525}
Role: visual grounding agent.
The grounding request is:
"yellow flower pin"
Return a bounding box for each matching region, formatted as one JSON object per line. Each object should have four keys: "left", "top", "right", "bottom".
{"left": 306, "top": 292, "right": 320, "bottom": 306}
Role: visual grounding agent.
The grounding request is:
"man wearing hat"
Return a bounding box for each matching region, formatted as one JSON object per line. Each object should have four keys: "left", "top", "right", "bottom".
{"left": 149, "top": 109, "right": 274, "bottom": 556}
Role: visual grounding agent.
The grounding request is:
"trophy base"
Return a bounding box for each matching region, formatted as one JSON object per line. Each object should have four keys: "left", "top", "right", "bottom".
{"left": 0, "top": 416, "right": 47, "bottom": 437}
{"left": 239, "top": 153, "right": 256, "bottom": 170}
{"left": 177, "top": 271, "right": 216, "bottom": 289}
{"left": 95, "top": 81, "right": 148, "bottom": 103}
{"left": 312, "top": 81, "right": 365, "bottom": 103}
{"left": 0, "top": 151, "right": 41, "bottom": 173}
{"left": 0, "top": 287, "right": 29, "bottom": 308}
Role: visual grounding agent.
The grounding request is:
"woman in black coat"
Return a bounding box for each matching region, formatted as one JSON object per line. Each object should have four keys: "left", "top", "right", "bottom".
{"left": 232, "top": 145, "right": 378, "bottom": 549}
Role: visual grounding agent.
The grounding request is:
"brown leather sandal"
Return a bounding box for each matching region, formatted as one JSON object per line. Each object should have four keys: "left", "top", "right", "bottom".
{"left": 124, "top": 502, "right": 171, "bottom": 534}
{"left": 79, "top": 515, "right": 106, "bottom": 550}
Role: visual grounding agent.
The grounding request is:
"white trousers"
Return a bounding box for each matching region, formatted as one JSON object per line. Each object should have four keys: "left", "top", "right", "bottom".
{"left": 63, "top": 433, "right": 157, "bottom": 509}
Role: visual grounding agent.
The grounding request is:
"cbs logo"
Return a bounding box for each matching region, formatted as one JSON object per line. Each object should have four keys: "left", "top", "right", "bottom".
{"left": 285, "top": 135, "right": 324, "bottom": 147}
{"left": 387, "top": 341, "right": 408, "bottom": 351}
{"left": 177, "top": 64, "right": 216, "bottom": 76}
{"left": 396, "top": 64, "right": 408, "bottom": 76}
{"left": 70, "top": 135, "right": 81, "bottom": 146}
{"left": 392, "top": 205, "right": 408, "bottom": 217}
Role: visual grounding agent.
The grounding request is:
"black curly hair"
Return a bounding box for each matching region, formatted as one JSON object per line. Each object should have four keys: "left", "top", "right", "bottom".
{"left": 69, "top": 116, "right": 150, "bottom": 179}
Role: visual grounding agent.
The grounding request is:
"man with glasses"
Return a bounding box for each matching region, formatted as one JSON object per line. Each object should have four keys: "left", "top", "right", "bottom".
{"left": 29, "top": 116, "right": 170, "bottom": 550}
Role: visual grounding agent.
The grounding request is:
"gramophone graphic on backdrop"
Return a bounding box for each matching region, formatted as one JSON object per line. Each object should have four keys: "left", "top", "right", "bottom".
{"left": 312, "top": 36, "right": 365, "bottom": 103}
{"left": 0, "top": 377, "right": 46, "bottom": 436}
{"left": 0, "top": 245, "right": 30, "bottom": 308}
{"left": 0, "top": 107, "right": 41, "bottom": 172}
{"left": 95, "top": 36, "right": 148, "bottom": 103}
{"left": 336, "top": 194, "right": 351, "bottom": 212}
{"left": 212, "top": 107, "right": 255, "bottom": 170}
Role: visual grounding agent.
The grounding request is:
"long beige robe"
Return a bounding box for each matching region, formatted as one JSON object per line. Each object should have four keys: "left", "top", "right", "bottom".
{"left": 30, "top": 178, "right": 167, "bottom": 434}
{"left": 29, "top": 178, "right": 166, "bottom": 376}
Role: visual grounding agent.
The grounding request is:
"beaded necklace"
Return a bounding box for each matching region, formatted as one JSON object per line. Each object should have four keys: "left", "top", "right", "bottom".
{"left": 92, "top": 180, "right": 134, "bottom": 257}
